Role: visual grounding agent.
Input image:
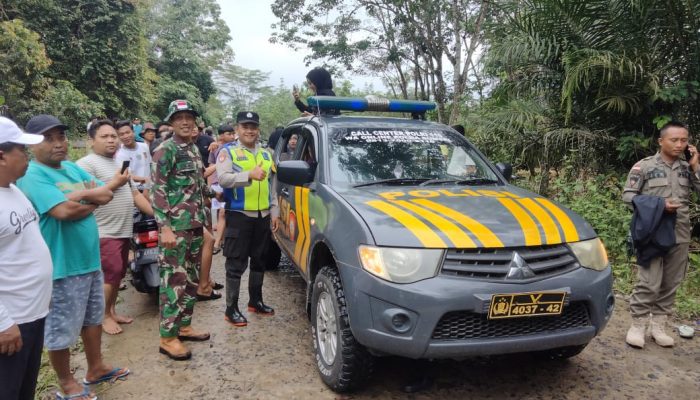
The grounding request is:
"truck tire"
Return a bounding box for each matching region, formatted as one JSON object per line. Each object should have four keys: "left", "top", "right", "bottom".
{"left": 311, "top": 266, "right": 374, "bottom": 392}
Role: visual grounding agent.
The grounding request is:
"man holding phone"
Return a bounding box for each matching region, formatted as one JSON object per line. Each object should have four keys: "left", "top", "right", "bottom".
{"left": 77, "top": 120, "right": 152, "bottom": 335}
{"left": 622, "top": 121, "right": 700, "bottom": 348}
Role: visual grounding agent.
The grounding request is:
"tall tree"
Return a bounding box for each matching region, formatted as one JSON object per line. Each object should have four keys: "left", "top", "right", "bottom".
{"left": 146, "top": 0, "right": 232, "bottom": 102}
{"left": 2, "top": 0, "right": 156, "bottom": 118}
{"left": 0, "top": 19, "right": 51, "bottom": 122}
{"left": 270, "top": 0, "right": 489, "bottom": 124}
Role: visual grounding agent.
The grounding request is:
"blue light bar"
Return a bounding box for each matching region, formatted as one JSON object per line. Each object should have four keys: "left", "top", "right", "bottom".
{"left": 306, "top": 96, "right": 436, "bottom": 113}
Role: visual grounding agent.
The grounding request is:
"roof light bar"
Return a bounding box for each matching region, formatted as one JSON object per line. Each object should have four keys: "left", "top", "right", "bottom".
{"left": 307, "top": 96, "right": 436, "bottom": 113}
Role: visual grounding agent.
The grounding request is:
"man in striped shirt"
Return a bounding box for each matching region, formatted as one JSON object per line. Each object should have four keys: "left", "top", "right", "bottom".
{"left": 77, "top": 120, "right": 153, "bottom": 335}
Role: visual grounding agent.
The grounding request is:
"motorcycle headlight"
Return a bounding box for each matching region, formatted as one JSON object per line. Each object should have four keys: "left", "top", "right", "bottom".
{"left": 358, "top": 245, "right": 444, "bottom": 283}
{"left": 569, "top": 238, "right": 609, "bottom": 271}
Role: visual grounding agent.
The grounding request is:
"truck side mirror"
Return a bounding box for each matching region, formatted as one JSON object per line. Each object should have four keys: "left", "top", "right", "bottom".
{"left": 277, "top": 160, "right": 315, "bottom": 186}
{"left": 496, "top": 162, "right": 513, "bottom": 182}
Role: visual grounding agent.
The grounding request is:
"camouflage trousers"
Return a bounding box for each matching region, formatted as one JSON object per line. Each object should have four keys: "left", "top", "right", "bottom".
{"left": 159, "top": 227, "right": 203, "bottom": 338}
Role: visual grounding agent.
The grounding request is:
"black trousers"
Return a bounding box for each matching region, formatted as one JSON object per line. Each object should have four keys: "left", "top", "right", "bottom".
{"left": 0, "top": 317, "right": 45, "bottom": 400}
{"left": 223, "top": 210, "right": 271, "bottom": 308}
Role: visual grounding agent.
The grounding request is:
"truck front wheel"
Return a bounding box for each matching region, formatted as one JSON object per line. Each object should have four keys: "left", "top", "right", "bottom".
{"left": 311, "top": 266, "right": 374, "bottom": 392}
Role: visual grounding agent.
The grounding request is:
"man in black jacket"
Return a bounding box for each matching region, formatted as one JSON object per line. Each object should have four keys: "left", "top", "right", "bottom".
{"left": 622, "top": 121, "right": 700, "bottom": 348}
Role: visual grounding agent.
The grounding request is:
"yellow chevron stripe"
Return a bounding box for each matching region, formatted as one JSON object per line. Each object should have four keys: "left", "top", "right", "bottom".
{"left": 411, "top": 199, "right": 504, "bottom": 248}
{"left": 535, "top": 198, "right": 579, "bottom": 242}
{"left": 300, "top": 188, "right": 312, "bottom": 270}
{"left": 517, "top": 198, "right": 562, "bottom": 244}
{"left": 293, "top": 187, "right": 306, "bottom": 264}
{"left": 391, "top": 200, "right": 477, "bottom": 248}
{"left": 366, "top": 200, "right": 447, "bottom": 248}
{"left": 497, "top": 198, "right": 542, "bottom": 246}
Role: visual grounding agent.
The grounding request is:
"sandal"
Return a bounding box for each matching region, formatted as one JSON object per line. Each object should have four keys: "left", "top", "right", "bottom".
{"left": 56, "top": 384, "right": 97, "bottom": 400}
{"left": 82, "top": 367, "right": 130, "bottom": 385}
{"left": 196, "top": 290, "right": 222, "bottom": 301}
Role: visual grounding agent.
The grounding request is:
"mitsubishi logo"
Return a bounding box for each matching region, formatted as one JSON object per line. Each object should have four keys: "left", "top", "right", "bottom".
{"left": 506, "top": 252, "right": 535, "bottom": 280}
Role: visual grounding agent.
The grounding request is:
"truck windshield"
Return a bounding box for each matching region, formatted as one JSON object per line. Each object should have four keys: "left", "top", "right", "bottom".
{"left": 329, "top": 127, "right": 500, "bottom": 187}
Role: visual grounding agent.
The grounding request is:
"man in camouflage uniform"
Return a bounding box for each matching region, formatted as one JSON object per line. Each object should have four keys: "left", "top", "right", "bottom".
{"left": 152, "top": 100, "right": 212, "bottom": 360}
{"left": 622, "top": 121, "right": 700, "bottom": 348}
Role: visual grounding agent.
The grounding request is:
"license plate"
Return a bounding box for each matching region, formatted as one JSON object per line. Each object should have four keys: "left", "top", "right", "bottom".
{"left": 488, "top": 291, "right": 566, "bottom": 319}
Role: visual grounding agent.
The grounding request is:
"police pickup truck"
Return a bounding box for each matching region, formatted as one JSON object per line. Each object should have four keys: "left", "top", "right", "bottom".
{"left": 272, "top": 97, "right": 614, "bottom": 392}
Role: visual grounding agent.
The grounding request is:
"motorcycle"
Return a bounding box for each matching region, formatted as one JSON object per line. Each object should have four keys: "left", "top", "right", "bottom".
{"left": 130, "top": 212, "right": 160, "bottom": 293}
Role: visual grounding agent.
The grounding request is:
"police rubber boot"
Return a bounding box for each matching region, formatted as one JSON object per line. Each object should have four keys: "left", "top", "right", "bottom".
{"left": 649, "top": 314, "right": 674, "bottom": 347}
{"left": 248, "top": 299, "right": 275, "bottom": 315}
{"left": 248, "top": 271, "right": 275, "bottom": 315}
{"left": 625, "top": 316, "right": 647, "bottom": 348}
{"left": 159, "top": 337, "right": 191, "bottom": 361}
{"left": 224, "top": 305, "right": 247, "bottom": 327}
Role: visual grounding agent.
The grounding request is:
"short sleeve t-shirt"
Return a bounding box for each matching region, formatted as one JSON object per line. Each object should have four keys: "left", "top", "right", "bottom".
{"left": 16, "top": 161, "right": 103, "bottom": 280}
{"left": 77, "top": 153, "right": 135, "bottom": 238}
{"left": 115, "top": 142, "right": 152, "bottom": 189}
{"left": 0, "top": 184, "right": 53, "bottom": 330}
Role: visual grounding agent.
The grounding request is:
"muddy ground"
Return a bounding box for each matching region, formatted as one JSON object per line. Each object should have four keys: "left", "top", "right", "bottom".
{"left": 62, "top": 254, "right": 699, "bottom": 400}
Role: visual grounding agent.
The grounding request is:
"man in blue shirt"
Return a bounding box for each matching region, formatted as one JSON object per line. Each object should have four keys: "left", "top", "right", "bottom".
{"left": 17, "top": 115, "right": 129, "bottom": 400}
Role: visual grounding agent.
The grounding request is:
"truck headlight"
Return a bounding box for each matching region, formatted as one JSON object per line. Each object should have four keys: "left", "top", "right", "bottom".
{"left": 569, "top": 238, "right": 609, "bottom": 271}
{"left": 358, "top": 245, "right": 444, "bottom": 283}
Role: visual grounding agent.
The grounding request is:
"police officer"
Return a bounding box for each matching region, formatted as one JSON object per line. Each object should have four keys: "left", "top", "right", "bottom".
{"left": 622, "top": 121, "right": 700, "bottom": 348}
{"left": 216, "top": 111, "right": 280, "bottom": 326}
{"left": 152, "top": 100, "right": 212, "bottom": 360}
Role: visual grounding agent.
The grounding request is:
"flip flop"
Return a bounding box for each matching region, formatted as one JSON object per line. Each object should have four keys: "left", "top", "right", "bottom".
{"left": 82, "top": 367, "right": 130, "bottom": 385}
{"left": 212, "top": 246, "right": 222, "bottom": 255}
{"left": 56, "top": 384, "right": 97, "bottom": 400}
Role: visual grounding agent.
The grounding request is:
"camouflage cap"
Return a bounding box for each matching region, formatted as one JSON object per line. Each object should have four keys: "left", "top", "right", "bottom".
{"left": 164, "top": 99, "right": 199, "bottom": 122}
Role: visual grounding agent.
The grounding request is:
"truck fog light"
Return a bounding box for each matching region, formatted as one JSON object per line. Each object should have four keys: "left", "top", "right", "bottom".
{"left": 382, "top": 309, "right": 412, "bottom": 333}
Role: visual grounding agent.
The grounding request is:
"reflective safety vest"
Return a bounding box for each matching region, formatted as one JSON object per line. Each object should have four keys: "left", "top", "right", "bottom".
{"left": 223, "top": 146, "right": 274, "bottom": 212}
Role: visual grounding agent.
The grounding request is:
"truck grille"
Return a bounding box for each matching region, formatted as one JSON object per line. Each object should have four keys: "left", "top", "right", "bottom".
{"left": 441, "top": 244, "right": 579, "bottom": 281}
{"left": 431, "top": 302, "right": 591, "bottom": 340}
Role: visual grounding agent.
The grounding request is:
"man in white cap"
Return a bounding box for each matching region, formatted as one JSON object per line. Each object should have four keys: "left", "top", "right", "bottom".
{"left": 0, "top": 117, "right": 53, "bottom": 400}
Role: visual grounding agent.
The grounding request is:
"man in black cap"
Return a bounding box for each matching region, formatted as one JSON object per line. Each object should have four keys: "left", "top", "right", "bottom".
{"left": 216, "top": 111, "right": 280, "bottom": 326}
{"left": 16, "top": 114, "right": 129, "bottom": 399}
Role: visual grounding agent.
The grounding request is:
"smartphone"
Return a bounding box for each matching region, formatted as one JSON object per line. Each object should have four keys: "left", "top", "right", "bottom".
{"left": 120, "top": 160, "right": 130, "bottom": 174}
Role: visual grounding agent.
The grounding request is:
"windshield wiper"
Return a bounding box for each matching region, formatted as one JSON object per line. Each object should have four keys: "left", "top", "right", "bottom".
{"left": 420, "top": 179, "right": 458, "bottom": 186}
{"left": 456, "top": 178, "right": 499, "bottom": 185}
{"left": 353, "top": 178, "right": 430, "bottom": 188}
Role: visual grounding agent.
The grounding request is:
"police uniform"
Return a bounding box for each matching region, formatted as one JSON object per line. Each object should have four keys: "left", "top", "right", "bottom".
{"left": 216, "top": 111, "right": 278, "bottom": 325}
{"left": 151, "top": 101, "right": 211, "bottom": 341}
{"left": 622, "top": 153, "right": 700, "bottom": 317}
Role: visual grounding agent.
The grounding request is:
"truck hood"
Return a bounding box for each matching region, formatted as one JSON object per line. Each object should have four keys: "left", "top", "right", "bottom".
{"left": 334, "top": 184, "right": 596, "bottom": 249}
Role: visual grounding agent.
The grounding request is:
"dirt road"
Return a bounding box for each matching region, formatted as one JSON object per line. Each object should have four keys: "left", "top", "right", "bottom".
{"left": 84, "top": 255, "right": 699, "bottom": 399}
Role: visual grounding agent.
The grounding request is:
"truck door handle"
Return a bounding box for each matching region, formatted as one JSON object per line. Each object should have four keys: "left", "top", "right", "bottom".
{"left": 281, "top": 187, "right": 290, "bottom": 197}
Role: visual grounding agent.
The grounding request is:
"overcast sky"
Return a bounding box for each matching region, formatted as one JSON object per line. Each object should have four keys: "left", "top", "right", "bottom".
{"left": 216, "top": 0, "right": 382, "bottom": 90}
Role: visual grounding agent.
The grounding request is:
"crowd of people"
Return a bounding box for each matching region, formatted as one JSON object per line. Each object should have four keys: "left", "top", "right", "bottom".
{"left": 0, "top": 95, "right": 285, "bottom": 399}
{"left": 1, "top": 65, "right": 696, "bottom": 400}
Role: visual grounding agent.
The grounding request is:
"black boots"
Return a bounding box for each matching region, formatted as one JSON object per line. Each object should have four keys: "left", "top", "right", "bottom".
{"left": 224, "top": 305, "right": 248, "bottom": 327}
{"left": 248, "top": 271, "right": 274, "bottom": 315}
{"left": 248, "top": 300, "right": 275, "bottom": 315}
